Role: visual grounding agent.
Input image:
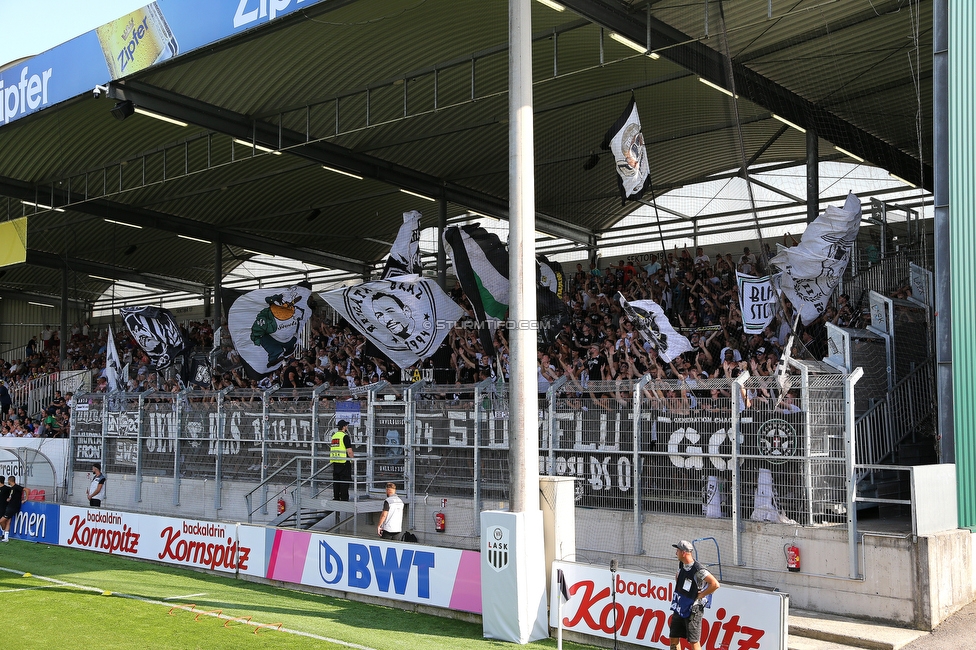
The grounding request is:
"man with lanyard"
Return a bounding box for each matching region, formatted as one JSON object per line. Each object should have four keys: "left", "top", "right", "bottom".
{"left": 669, "top": 540, "right": 720, "bottom": 650}
{"left": 377, "top": 482, "right": 404, "bottom": 540}
{"left": 330, "top": 420, "right": 355, "bottom": 501}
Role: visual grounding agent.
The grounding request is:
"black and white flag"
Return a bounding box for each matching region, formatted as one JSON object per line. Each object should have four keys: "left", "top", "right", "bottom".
{"left": 537, "top": 253, "right": 571, "bottom": 347}
{"left": 616, "top": 293, "right": 692, "bottom": 363}
{"left": 601, "top": 96, "right": 651, "bottom": 204}
{"left": 770, "top": 191, "right": 862, "bottom": 325}
{"left": 120, "top": 306, "right": 187, "bottom": 370}
{"left": 105, "top": 326, "right": 123, "bottom": 392}
{"left": 227, "top": 285, "right": 313, "bottom": 375}
{"left": 736, "top": 272, "right": 780, "bottom": 335}
{"left": 321, "top": 275, "right": 463, "bottom": 369}
{"left": 380, "top": 210, "right": 423, "bottom": 279}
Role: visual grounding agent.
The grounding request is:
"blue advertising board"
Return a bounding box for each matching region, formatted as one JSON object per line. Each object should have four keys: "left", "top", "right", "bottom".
{"left": 0, "top": 0, "right": 327, "bottom": 126}
{"left": 10, "top": 501, "right": 60, "bottom": 544}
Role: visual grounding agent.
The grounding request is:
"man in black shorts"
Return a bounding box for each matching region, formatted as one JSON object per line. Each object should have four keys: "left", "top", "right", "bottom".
{"left": 668, "top": 540, "right": 720, "bottom": 650}
{"left": 0, "top": 476, "right": 24, "bottom": 542}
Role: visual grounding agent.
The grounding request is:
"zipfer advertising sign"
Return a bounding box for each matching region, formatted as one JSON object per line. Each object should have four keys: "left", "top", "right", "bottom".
{"left": 262, "top": 528, "right": 482, "bottom": 613}
{"left": 550, "top": 561, "right": 787, "bottom": 649}
{"left": 58, "top": 506, "right": 250, "bottom": 574}
{"left": 0, "top": 0, "right": 328, "bottom": 126}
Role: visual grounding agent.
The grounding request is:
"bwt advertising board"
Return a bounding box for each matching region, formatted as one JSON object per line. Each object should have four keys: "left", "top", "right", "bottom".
{"left": 550, "top": 561, "right": 787, "bottom": 649}
{"left": 260, "top": 528, "right": 481, "bottom": 613}
{"left": 58, "top": 506, "right": 251, "bottom": 574}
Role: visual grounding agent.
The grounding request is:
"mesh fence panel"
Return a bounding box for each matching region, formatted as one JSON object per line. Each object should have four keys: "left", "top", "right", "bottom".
{"left": 68, "top": 370, "right": 855, "bottom": 568}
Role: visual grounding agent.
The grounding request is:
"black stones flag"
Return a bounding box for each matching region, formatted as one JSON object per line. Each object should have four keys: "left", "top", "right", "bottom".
{"left": 321, "top": 275, "right": 463, "bottom": 369}
{"left": 120, "top": 306, "right": 187, "bottom": 370}
{"left": 227, "top": 284, "right": 312, "bottom": 376}
{"left": 616, "top": 293, "right": 692, "bottom": 363}
{"left": 602, "top": 96, "right": 651, "bottom": 204}
{"left": 537, "top": 253, "right": 571, "bottom": 347}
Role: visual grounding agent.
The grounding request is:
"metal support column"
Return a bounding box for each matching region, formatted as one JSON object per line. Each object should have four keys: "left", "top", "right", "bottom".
{"left": 438, "top": 197, "right": 448, "bottom": 290}
{"left": 806, "top": 126, "right": 819, "bottom": 224}
{"left": 134, "top": 389, "right": 155, "bottom": 503}
{"left": 60, "top": 267, "right": 68, "bottom": 366}
{"left": 406, "top": 379, "right": 425, "bottom": 531}
{"left": 214, "top": 385, "right": 232, "bottom": 511}
{"left": 732, "top": 373, "right": 748, "bottom": 565}
{"left": 933, "top": 0, "right": 952, "bottom": 463}
{"left": 845, "top": 368, "right": 864, "bottom": 578}
{"left": 214, "top": 236, "right": 223, "bottom": 325}
{"left": 508, "top": 0, "right": 539, "bottom": 514}
{"left": 632, "top": 375, "right": 651, "bottom": 556}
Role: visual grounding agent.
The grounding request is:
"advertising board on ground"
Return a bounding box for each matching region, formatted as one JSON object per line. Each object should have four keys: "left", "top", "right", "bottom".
{"left": 10, "top": 501, "right": 60, "bottom": 545}
{"left": 550, "top": 560, "right": 787, "bottom": 649}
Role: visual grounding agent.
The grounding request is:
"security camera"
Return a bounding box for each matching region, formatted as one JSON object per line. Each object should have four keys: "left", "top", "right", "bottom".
{"left": 93, "top": 85, "right": 110, "bottom": 98}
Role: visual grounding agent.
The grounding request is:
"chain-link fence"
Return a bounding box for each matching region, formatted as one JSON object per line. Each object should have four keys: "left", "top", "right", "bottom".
{"left": 69, "top": 367, "right": 857, "bottom": 571}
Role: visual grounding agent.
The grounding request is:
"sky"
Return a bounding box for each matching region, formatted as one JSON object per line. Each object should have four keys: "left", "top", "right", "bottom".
{"left": 0, "top": 0, "right": 148, "bottom": 67}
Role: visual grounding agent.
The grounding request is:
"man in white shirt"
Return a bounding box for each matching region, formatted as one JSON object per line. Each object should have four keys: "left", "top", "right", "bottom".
{"left": 377, "top": 483, "right": 405, "bottom": 540}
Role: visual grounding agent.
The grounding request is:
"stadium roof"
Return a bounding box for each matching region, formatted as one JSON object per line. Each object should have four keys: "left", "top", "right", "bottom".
{"left": 0, "top": 0, "right": 931, "bottom": 308}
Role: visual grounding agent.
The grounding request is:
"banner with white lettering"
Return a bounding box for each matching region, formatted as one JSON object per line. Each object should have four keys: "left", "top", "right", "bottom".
{"left": 59, "top": 506, "right": 251, "bottom": 574}
{"left": 736, "top": 272, "right": 779, "bottom": 335}
{"left": 550, "top": 561, "right": 787, "bottom": 649}
{"left": 11, "top": 501, "right": 60, "bottom": 544}
{"left": 263, "top": 528, "right": 482, "bottom": 613}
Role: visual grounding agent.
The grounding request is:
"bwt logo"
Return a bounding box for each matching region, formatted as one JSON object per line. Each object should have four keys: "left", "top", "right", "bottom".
{"left": 318, "top": 541, "right": 436, "bottom": 597}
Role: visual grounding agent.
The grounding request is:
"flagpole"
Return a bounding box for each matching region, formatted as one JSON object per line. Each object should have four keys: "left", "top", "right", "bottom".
{"left": 508, "top": 0, "right": 538, "bottom": 515}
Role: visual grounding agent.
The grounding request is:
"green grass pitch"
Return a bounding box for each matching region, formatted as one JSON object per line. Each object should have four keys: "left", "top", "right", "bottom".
{"left": 0, "top": 540, "right": 593, "bottom": 650}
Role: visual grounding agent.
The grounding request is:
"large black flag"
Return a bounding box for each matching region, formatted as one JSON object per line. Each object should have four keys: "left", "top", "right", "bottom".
{"left": 120, "top": 306, "right": 187, "bottom": 370}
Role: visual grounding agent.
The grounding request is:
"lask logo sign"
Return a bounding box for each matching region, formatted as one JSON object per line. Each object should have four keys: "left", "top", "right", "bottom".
{"left": 485, "top": 525, "right": 509, "bottom": 572}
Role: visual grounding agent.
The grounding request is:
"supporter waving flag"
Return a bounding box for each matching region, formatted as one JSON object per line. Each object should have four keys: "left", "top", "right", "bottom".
{"left": 601, "top": 96, "right": 651, "bottom": 204}
{"left": 616, "top": 293, "right": 692, "bottom": 363}
{"left": 105, "top": 325, "right": 123, "bottom": 391}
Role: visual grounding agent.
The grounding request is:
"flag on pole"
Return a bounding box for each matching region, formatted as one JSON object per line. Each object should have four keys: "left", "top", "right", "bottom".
{"left": 601, "top": 96, "right": 651, "bottom": 204}
{"left": 736, "top": 272, "right": 780, "bottom": 335}
{"left": 105, "top": 326, "right": 123, "bottom": 392}
{"left": 120, "top": 306, "right": 187, "bottom": 370}
{"left": 444, "top": 224, "right": 509, "bottom": 356}
{"left": 321, "top": 275, "right": 463, "bottom": 369}
{"left": 616, "top": 293, "right": 692, "bottom": 363}
{"left": 770, "top": 191, "right": 862, "bottom": 326}
{"left": 380, "top": 210, "right": 423, "bottom": 279}
{"left": 227, "top": 284, "right": 313, "bottom": 376}
{"left": 537, "top": 253, "right": 571, "bottom": 346}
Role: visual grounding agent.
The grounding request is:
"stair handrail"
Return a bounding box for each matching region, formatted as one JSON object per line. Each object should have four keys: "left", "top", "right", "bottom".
{"left": 854, "top": 357, "right": 935, "bottom": 474}
{"left": 244, "top": 455, "right": 313, "bottom": 522}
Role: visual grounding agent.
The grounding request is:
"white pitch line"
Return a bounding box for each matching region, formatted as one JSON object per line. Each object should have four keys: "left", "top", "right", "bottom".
{"left": 0, "top": 566, "right": 377, "bottom": 650}
{"left": 0, "top": 584, "right": 60, "bottom": 593}
{"left": 163, "top": 593, "right": 207, "bottom": 601}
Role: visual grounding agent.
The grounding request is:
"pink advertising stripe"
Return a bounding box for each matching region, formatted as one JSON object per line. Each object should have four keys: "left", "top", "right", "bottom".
{"left": 448, "top": 550, "right": 482, "bottom": 614}
{"left": 267, "top": 529, "right": 312, "bottom": 583}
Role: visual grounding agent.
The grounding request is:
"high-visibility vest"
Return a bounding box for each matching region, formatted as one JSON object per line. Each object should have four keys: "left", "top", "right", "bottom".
{"left": 330, "top": 431, "right": 348, "bottom": 463}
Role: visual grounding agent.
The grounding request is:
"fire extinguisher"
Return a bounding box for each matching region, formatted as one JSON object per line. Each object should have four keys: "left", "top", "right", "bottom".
{"left": 785, "top": 543, "right": 801, "bottom": 572}
{"left": 277, "top": 498, "right": 287, "bottom": 515}
{"left": 433, "top": 498, "right": 447, "bottom": 533}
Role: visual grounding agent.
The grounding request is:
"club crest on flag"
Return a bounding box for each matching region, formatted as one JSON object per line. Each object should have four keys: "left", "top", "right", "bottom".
{"left": 616, "top": 293, "right": 692, "bottom": 363}
{"left": 485, "top": 525, "right": 510, "bottom": 572}
{"left": 322, "top": 275, "right": 462, "bottom": 369}
{"left": 601, "top": 96, "right": 652, "bottom": 203}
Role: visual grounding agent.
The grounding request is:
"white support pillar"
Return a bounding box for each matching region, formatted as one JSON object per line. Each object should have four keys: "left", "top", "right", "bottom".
{"left": 480, "top": 2, "right": 548, "bottom": 644}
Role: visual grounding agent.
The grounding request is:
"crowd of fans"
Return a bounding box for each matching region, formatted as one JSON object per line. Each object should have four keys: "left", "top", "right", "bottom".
{"left": 0, "top": 240, "right": 883, "bottom": 422}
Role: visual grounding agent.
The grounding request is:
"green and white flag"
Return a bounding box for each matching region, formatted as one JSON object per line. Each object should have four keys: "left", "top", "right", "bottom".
{"left": 444, "top": 224, "right": 509, "bottom": 356}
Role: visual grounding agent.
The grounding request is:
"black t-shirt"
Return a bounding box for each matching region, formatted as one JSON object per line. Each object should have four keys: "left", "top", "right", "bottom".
{"left": 0, "top": 485, "right": 9, "bottom": 504}
{"left": 6, "top": 485, "right": 22, "bottom": 512}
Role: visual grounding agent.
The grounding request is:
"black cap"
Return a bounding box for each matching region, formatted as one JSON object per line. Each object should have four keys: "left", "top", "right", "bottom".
{"left": 337, "top": 420, "right": 350, "bottom": 429}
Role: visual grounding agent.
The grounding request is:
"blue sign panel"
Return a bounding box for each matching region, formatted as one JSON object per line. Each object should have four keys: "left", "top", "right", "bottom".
{"left": 10, "top": 501, "right": 60, "bottom": 544}
{"left": 0, "top": 0, "right": 327, "bottom": 126}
